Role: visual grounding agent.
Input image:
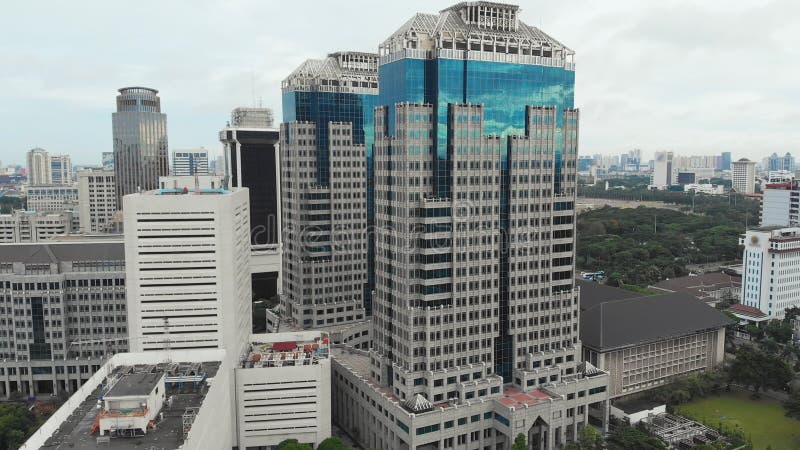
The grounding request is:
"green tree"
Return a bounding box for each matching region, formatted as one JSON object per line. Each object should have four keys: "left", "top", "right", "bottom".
{"left": 276, "top": 439, "right": 313, "bottom": 450}
{"left": 606, "top": 423, "right": 667, "bottom": 450}
{"left": 764, "top": 321, "right": 793, "bottom": 344}
{"left": 784, "top": 391, "right": 800, "bottom": 419}
{"left": 729, "top": 345, "right": 793, "bottom": 393}
{"left": 577, "top": 426, "right": 603, "bottom": 449}
{"left": 0, "top": 404, "right": 40, "bottom": 450}
{"left": 511, "top": 433, "right": 527, "bottom": 450}
{"left": 318, "top": 437, "right": 352, "bottom": 450}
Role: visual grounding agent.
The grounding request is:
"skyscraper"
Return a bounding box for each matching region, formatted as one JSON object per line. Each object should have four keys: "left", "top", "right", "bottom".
{"left": 651, "top": 151, "right": 674, "bottom": 189}
{"left": 26, "top": 148, "right": 51, "bottom": 184}
{"left": 732, "top": 158, "right": 757, "bottom": 194}
{"left": 219, "top": 107, "right": 281, "bottom": 304}
{"left": 333, "top": 4, "right": 609, "bottom": 449}
{"left": 50, "top": 154, "right": 72, "bottom": 185}
{"left": 280, "top": 51, "right": 379, "bottom": 327}
{"left": 112, "top": 87, "right": 169, "bottom": 208}
{"left": 720, "top": 151, "right": 732, "bottom": 170}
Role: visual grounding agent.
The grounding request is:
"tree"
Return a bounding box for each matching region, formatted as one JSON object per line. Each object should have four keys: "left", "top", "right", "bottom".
{"left": 764, "top": 321, "right": 793, "bottom": 344}
{"left": 511, "top": 433, "right": 527, "bottom": 450}
{"left": 729, "top": 345, "right": 793, "bottom": 393}
{"left": 784, "top": 306, "right": 800, "bottom": 322}
{"left": 577, "top": 426, "right": 603, "bottom": 449}
{"left": 784, "top": 391, "right": 800, "bottom": 419}
{"left": 606, "top": 423, "right": 667, "bottom": 450}
{"left": 276, "top": 439, "right": 313, "bottom": 450}
{"left": 318, "top": 437, "right": 352, "bottom": 450}
{"left": 0, "top": 404, "right": 40, "bottom": 450}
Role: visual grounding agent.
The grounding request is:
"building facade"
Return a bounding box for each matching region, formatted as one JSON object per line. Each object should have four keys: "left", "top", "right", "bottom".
{"left": 26, "top": 148, "right": 51, "bottom": 185}
{"left": 77, "top": 169, "right": 117, "bottom": 233}
{"left": 650, "top": 151, "right": 674, "bottom": 189}
{"left": 761, "top": 178, "right": 800, "bottom": 227}
{"left": 731, "top": 158, "right": 757, "bottom": 194}
{"left": 123, "top": 183, "right": 251, "bottom": 359}
{"left": 50, "top": 154, "right": 73, "bottom": 185}
{"left": 220, "top": 108, "right": 282, "bottom": 306}
{"left": 335, "top": 3, "right": 611, "bottom": 450}
{"left": 0, "top": 240, "right": 127, "bottom": 398}
{"left": 0, "top": 210, "right": 77, "bottom": 242}
{"left": 112, "top": 87, "right": 169, "bottom": 208}
{"left": 280, "top": 51, "right": 379, "bottom": 327}
{"left": 740, "top": 226, "right": 800, "bottom": 319}
{"left": 720, "top": 152, "right": 732, "bottom": 171}
{"left": 172, "top": 148, "right": 209, "bottom": 175}
{"left": 102, "top": 151, "right": 114, "bottom": 171}
{"left": 23, "top": 185, "right": 79, "bottom": 213}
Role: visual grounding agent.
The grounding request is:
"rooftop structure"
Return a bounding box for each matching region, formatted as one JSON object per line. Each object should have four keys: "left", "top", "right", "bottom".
{"left": 22, "top": 350, "right": 229, "bottom": 450}
{"left": 282, "top": 51, "right": 379, "bottom": 95}
{"left": 650, "top": 271, "right": 741, "bottom": 306}
{"left": 230, "top": 107, "right": 274, "bottom": 128}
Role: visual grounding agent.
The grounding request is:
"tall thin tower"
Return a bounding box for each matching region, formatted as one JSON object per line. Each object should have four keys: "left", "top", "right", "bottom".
{"left": 112, "top": 87, "right": 169, "bottom": 208}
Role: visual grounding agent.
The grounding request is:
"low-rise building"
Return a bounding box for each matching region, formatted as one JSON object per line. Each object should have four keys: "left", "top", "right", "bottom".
{"left": 650, "top": 271, "right": 741, "bottom": 306}
{"left": 24, "top": 184, "right": 79, "bottom": 213}
{"left": 0, "top": 210, "right": 78, "bottom": 243}
{"left": 578, "top": 280, "right": 732, "bottom": 398}
{"left": 77, "top": 169, "right": 117, "bottom": 233}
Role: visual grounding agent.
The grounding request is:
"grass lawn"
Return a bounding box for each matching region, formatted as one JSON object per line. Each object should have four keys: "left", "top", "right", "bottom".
{"left": 675, "top": 390, "right": 800, "bottom": 450}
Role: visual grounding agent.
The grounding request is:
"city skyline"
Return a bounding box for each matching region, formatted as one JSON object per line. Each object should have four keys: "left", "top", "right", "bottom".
{"left": 1, "top": 0, "right": 799, "bottom": 165}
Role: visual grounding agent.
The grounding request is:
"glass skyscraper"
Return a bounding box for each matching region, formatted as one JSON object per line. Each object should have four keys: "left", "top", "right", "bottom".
{"left": 112, "top": 87, "right": 168, "bottom": 208}
{"left": 280, "top": 52, "right": 379, "bottom": 326}
{"left": 333, "top": 4, "right": 610, "bottom": 449}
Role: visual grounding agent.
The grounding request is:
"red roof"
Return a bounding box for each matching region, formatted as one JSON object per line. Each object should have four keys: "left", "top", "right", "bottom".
{"left": 272, "top": 341, "right": 297, "bottom": 351}
{"left": 728, "top": 304, "right": 766, "bottom": 318}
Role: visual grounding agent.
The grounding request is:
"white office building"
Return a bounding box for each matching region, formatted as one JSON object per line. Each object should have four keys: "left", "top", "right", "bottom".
{"left": 26, "top": 148, "right": 52, "bottom": 185}
{"left": 740, "top": 226, "right": 800, "bottom": 319}
{"left": 732, "top": 158, "right": 757, "bottom": 194}
{"left": 172, "top": 148, "right": 209, "bottom": 176}
{"left": 78, "top": 169, "right": 117, "bottom": 233}
{"left": 24, "top": 185, "right": 79, "bottom": 213}
{"left": 50, "top": 154, "right": 73, "bottom": 185}
{"left": 650, "top": 151, "right": 675, "bottom": 189}
{"left": 236, "top": 332, "right": 332, "bottom": 448}
{"left": 0, "top": 210, "right": 78, "bottom": 242}
{"left": 123, "top": 181, "right": 251, "bottom": 358}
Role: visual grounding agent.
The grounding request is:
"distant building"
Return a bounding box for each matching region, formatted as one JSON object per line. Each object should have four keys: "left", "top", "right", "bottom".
{"left": 578, "top": 280, "right": 732, "bottom": 398}
{"left": 23, "top": 185, "right": 79, "bottom": 212}
{"left": 767, "top": 152, "right": 794, "bottom": 172}
{"left": 171, "top": 148, "right": 209, "bottom": 175}
{"left": 761, "top": 178, "right": 800, "bottom": 227}
{"left": 77, "top": 169, "right": 116, "bottom": 233}
{"left": 740, "top": 226, "right": 800, "bottom": 319}
{"left": 0, "top": 210, "right": 77, "bottom": 242}
{"left": 651, "top": 151, "right": 674, "bottom": 189}
{"left": 102, "top": 151, "right": 114, "bottom": 170}
{"left": 683, "top": 184, "right": 725, "bottom": 195}
{"left": 26, "top": 148, "right": 51, "bottom": 185}
{"left": 731, "top": 158, "right": 757, "bottom": 194}
{"left": 676, "top": 171, "right": 696, "bottom": 185}
{"left": 50, "top": 154, "right": 72, "bottom": 185}
{"left": 578, "top": 155, "right": 595, "bottom": 172}
{"left": 123, "top": 181, "right": 251, "bottom": 356}
{"left": 720, "top": 151, "right": 732, "bottom": 170}
{"left": 112, "top": 87, "right": 169, "bottom": 208}
{"left": 0, "top": 239, "right": 127, "bottom": 398}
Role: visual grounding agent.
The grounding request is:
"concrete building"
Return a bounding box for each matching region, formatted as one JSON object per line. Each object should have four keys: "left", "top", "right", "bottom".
{"left": 26, "top": 148, "right": 51, "bottom": 185}
{"left": 78, "top": 169, "right": 117, "bottom": 233}
{"left": 761, "top": 178, "right": 800, "bottom": 227}
{"left": 219, "top": 108, "right": 282, "bottom": 308}
{"left": 650, "top": 151, "right": 674, "bottom": 189}
{"left": 20, "top": 350, "right": 230, "bottom": 450}
{"left": 280, "top": 51, "right": 378, "bottom": 327}
{"left": 333, "top": 3, "right": 611, "bottom": 450}
{"left": 578, "top": 280, "right": 732, "bottom": 398}
{"left": 0, "top": 239, "right": 127, "bottom": 398}
{"left": 123, "top": 181, "right": 251, "bottom": 358}
{"left": 720, "top": 152, "right": 732, "bottom": 170}
{"left": 50, "top": 154, "right": 73, "bottom": 185}
{"left": 731, "top": 158, "right": 757, "bottom": 194}
{"left": 740, "top": 226, "right": 800, "bottom": 319}
{"left": 113, "top": 87, "right": 169, "bottom": 209}
{"left": 24, "top": 184, "right": 79, "bottom": 212}
{"left": 0, "top": 210, "right": 78, "bottom": 242}
{"left": 236, "top": 331, "right": 331, "bottom": 448}
{"left": 683, "top": 183, "right": 725, "bottom": 195}
{"left": 171, "top": 148, "right": 209, "bottom": 176}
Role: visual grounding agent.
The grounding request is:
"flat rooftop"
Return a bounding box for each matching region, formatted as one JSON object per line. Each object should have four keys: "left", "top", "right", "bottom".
{"left": 242, "top": 333, "right": 330, "bottom": 369}
{"left": 496, "top": 387, "right": 555, "bottom": 409}
{"left": 105, "top": 372, "right": 162, "bottom": 398}
{"left": 650, "top": 272, "right": 741, "bottom": 303}
{"left": 42, "top": 361, "right": 220, "bottom": 450}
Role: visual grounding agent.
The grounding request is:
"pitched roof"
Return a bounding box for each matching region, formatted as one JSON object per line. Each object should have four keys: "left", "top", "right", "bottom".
{"left": 727, "top": 303, "right": 767, "bottom": 319}
{"left": 650, "top": 272, "right": 741, "bottom": 303}
{"left": 578, "top": 280, "right": 734, "bottom": 352}
{"left": 0, "top": 240, "right": 124, "bottom": 264}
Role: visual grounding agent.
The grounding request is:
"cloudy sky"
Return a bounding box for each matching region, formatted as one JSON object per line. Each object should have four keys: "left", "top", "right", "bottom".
{"left": 1, "top": 0, "right": 798, "bottom": 166}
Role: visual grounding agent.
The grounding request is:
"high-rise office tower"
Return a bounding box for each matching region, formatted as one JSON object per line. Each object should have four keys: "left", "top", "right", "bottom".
{"left": 280, "top": 52, "right": 379, "bottom": 327}
{"left": 172, "top": 148, "right": 209, "bottom": 175}
{"left": 123, "top": 181, "right": 251, "bottom": 357}
{"left": 219, "top": 107, "right": 281, "bottom": 305}
{"left": 50, "top": 154, "right": 73, "bottom": 185}
{"left": 651, "top": 151, "right": 674, "bottom": 189}
{"left": 26, "top": 148, "right": 51, "bottom": 185}
{"left": 77, "top": 168, "right": 117, "bottom": 233}
{"left": 720, "top": 151, "right": 732, "bottom": 170}
{"left": 112, "top": 87, "right": 169, "bottom": 208}
{"left": 334, "top": 4, "right": 609, "bottom": 449}
{"left": 732, "top": 158, "right": 757, "bottom": 194}
{"left": 102, "top": 151, "right": 114, "bottom": 170}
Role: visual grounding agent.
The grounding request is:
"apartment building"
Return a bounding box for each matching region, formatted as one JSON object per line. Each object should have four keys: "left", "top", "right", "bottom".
{"left": 77, "top": 169, "right": 117, "bottom": 233}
